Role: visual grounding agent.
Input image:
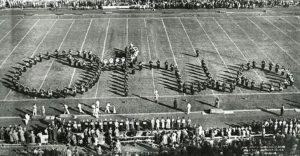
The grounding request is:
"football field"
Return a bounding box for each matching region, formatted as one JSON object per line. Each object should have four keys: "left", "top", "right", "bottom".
{"left": 0, "top": 13, "right": 299, "bottom": 120}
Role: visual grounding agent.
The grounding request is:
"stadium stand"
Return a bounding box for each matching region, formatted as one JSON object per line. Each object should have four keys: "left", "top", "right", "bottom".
{"left": 0, "top": 117, "right": 299, "bottom": 155}
{"left": 0, "top": 0, "right": 299, "bottom": 9}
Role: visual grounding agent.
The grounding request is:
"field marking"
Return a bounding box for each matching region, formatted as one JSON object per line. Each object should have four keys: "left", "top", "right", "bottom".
{"left": 0, "top": 108, "right": 298, "bottom": 119}
{"left": 0, "top": 20, "right": 5, "bottom": 26}
{"left": 68, "top": 19, "right": 93, "bottom": 88}
{"left": 231, "top": 17, "right": 300, "bottom": 92}
{"left": 94, "top": 18, "right": 110, "bottom": 98}
{"left": 178, "top": 18, "right": 216, "bottom": 96}
{"left": 37, "top": 20, "right": 75, "bottom": 91}
{"left": 2, "top": 20, "right": 40, "bottom": 101}
{"left": 213, "top": 17, "right": 263, "bottom": 82}
{"left": 247, "top": 17, "right": 300, "bottom": 67}
{"left": 263, "top": 17, "right": 300, "bottom": 46}
{"left": 2, "top": 91, "right": 300, "bottom": 102}
{"left": 0, "top": 20, "right": 22, "bottom": 43}
{"left": 161, "top": 18, "right": 178, "bottom": 67}
{"left": 126, "top": 18, "right": 129, "bottom": 45}
{"left": 4, "top": 20, "right": 58, "bottom": 100}
{"left": 0, "top": 20, "right": 40, "bottom": 69}
{"left": 144, "top": 19, "right": 156, "bottom": 92}
{"left": 195, "top": 17, "right": 243, "bottom": 93}
{"left": 279, "top": 17, "right": 299, "bottom": 31}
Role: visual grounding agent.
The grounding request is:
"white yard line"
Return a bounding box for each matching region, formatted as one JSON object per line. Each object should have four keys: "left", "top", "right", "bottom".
{"left": 0, "top": 20, "right": 40, "bottom": 69}
{"left": 247, "top": 17, "right": 300, "bottom": 67}
{"left": 144, "top": 18, "right": 156, "bottom": 92}
{"left": 5, "top": 20, "right": 58, "bottom": 100}
{"left": 0, "top": 20, "right": 22, "bottom": 43}
{"left": 263, "top": 17, "right": 300, "bottom": 46}
{"left": 213, "top": 17, "right": 263, "bottom": 82}
{"left": 231, "top": 17, "right": 300, "bottom": 92}
{"left": 195, "top": 17, "right": 243, "bottom": 93}
{"left": 161, "top": 18, "right": 178, "bottom": 67}
{"left": 178, "top": 18, "right": 216, "bottom": 96}
{"left": 68, "top": 19, "right": 93, "bottom": 88}
{"left": 94, "top": 18, "right": 110, "bottom": 98}
{"left": 2, "top": 91, "right": 300, "bottom": 102}
{"left": 279, "top": 17, "right": 299, "bottom": 31}
{"left": 126, "top": 18, "right": 129, "bottom": 45}
{"left": 0, "top": 108, "right": 298, "bottom": 119}
{"left": 37, "top": 20, "right": 75, "bottom": 91}
{"left": 0, "top": 20, "right": 5, "bottom": 26}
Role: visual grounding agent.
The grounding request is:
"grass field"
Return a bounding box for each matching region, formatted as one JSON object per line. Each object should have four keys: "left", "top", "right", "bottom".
{"left": 0, "top": 12, "right": 299, "bottom": 121}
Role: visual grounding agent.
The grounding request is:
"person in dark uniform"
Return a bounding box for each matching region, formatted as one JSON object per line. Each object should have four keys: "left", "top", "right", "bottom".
{"left": 178, "top": 82, "right": 182, "bottom": 91}
{"left": 261, "top": 60, "right": 265, "bottom": 70}
{"left": 164, "top": 60, "right": 169, "bottom": 70}
{"left": 45, "top": 51, "right": 51, "bottom": 60}
{"left": 275, "top": 63, "right": 279, "bottom": 73}
{"left": 280, "top": 105, "right": 284, "bottom": 116}
{"left": 156, "top": 60, "right": 160, "bottom": 69}
{"left": 173, "top": 98, "right": 178, "bottom": 109}
{"left": 54, "top": 49, "right": 59, "bottom": 58}
{"left": 183, "top": 82, "right": 186, "bottom": 93}
{"left": 37, "top": 53, "right": 42, "bottom": 62}
{"left": 149, "top": 60, "right": 153, "bottom": 70}
{"left": 246, "top": 61, "right": 251, "bottom": 70}
{"left": 195, "top": 49, "right": 199, "bottom": 57}
{"left": 138, "top": 62, "right": 143, "bottom": 71}
{"left": 222, "top": 83, "right": 226, "bottom": 92}
{"left": 170, "top": 64, "right": 174, "bottom": 72}
{"left": 103, "top": 119, "right": 108, "bottom": 132}
{"left": 216, "top": 81, "right": 220, "bottom": 91}
{"left": 260, "top": 81, "right": 264, "bottom": 91}
{"left": 229, "top": 82, "right": 234, "bottom": 92}
{"left": 190, "top": 84, "right": 194, "bottom": 95}
{"left": 251, "top": 80, "right": 255, "bottom": 90}
{"left": 269, "top": 62, "right": 273, "bottom": 71}
{"left": 252, "top": 60, "right": 256, "bottom": 69}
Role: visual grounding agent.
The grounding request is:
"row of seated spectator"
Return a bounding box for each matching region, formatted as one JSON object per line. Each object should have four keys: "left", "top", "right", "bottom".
{"left": 0, "top": 117, "right": 299, "bottom": 155}
{"left": 0, "top": 0, "right": 297, "bottom": 9}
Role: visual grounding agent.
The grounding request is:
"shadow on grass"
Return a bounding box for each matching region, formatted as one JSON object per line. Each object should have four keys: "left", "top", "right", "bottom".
{"left": 132, "top": 94, "right": 184, "bottom": 112}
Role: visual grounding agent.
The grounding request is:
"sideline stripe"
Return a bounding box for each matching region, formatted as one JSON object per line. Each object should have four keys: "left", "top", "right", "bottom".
{"left": 0, "top": 108, "right": 297, "bottom": 119}
{"left": 195, "top": 17, "right": 243, "bottom": 93}
{"left": 1, "top": 91, "right": 300, "bottom": 102}
{"left": 0, "top": 20, "right": 22, "bottom": 43}
{"left": 213, "top": 17, "right": 263, "bottom": 81}
{"left": 247, "top": 17, "right": 300, "bottom": 67}
{"left": 263, "top": 17, "right": 300, "bottom": 46}
{"left": 178, "top": 18, "right": 216, "bottom": 96}
{"left": 0, "top": 20, "right": 40, "bottom": 69}
{"left": 37, "top": 20, "right": 75, "bottom": 91}
{"left": 68, "top": 19, "right": 93, "bottom": 88}
{"left": 144, "top": 18, "right": 156, "bottom": 92}
{"left": 94, "top": 18, "right": 110, "bottom": 98}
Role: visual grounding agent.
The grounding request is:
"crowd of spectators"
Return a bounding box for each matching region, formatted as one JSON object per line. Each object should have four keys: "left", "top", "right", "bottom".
{"left": 0, "top": 116, "right": 300, "bottom": 155}
{"left": 0, "top": 0, "right": 298, "bottom": 10}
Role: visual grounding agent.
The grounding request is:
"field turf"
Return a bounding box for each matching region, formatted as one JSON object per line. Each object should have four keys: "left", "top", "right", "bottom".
{"left": 0, "top": 12, "right": 299, "bottom": 122}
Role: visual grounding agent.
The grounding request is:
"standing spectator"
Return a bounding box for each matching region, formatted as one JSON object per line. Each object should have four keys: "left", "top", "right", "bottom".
{"left": 186, "top": 103, "right": 191, "bottom": 114}
{"left": 64, "top": 104, "right": 70, "bottom": 114}
{"left": 113, "top": 106, "right": 116, "bottom": 114}
{"left": 154, "top": 90, "right": 159, "bottom": 103}
{"left": 280, "top": 105, "right": 285, "bottom": 116}
{"left": 32, "top": 104, "right": 37, "bottom": 116}
{"left": 215, "top": 97, "right": 220, "bottom": 108}
{"left": 105, "top": 103, "right": 111, "bottom": 113}
{"left": 42, "top": 106, "right": 45, "bottom": 116}
{"left": 24, "top": 114, "right": 30, "bottom": 126}
{"left": 173, "top": 98, "right": 178, "bottom": 109}
{"left": 78, "top": 103, "right": 84, "bottom": 114}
